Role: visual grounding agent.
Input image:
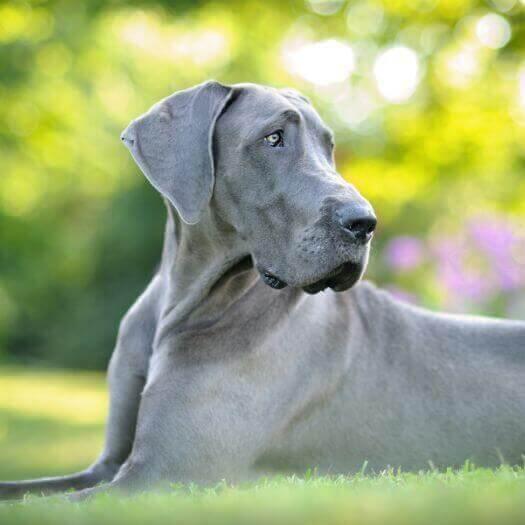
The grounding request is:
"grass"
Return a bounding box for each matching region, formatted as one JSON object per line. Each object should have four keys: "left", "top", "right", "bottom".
{"left": 1, "top": 366, "right": 525, "bottom": 524}
{"left": 0, "top": 366, "right": 106, "bottom": 479}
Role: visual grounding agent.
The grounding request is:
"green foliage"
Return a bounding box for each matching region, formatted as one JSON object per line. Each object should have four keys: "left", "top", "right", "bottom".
{"left": 1, "top": 0, "right": 524, "bottom": 368}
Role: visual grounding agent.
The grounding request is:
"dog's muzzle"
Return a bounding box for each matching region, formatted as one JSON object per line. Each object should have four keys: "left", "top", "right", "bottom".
{"left": 259, "top": 199, "right": 376, "bottom": 294}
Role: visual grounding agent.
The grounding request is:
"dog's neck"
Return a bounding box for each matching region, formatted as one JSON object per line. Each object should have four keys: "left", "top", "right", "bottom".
{"left": 156, "top": 202, "right": 259, "bottom": 336}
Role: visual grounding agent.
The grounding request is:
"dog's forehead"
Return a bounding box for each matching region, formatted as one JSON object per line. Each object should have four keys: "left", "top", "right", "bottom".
{"left": 225, "top": 84, "right": 327, "bottom": 134}
{"left": 236, "top": 85, "right": 298, "bottom": 115}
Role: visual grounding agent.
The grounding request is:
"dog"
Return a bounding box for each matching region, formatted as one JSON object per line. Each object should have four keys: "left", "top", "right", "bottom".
{"left": 1, "top": 81, "right": 524, "bottom": 500}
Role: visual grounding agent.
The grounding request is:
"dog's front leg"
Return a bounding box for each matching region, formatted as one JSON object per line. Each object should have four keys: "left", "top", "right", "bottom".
{"left": 92, "top": 276, "right": 162, "bottom": 474}
{"left": 0, "top": 276, "right": 161, "bottom": 500}
{"left": 67, "top": 346, "right": 284, "bottom": 498}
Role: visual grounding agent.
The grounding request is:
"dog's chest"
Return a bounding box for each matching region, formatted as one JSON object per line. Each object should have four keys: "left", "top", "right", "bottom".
{"left": 148, "top": 290, "right": 356, "bottom": 453}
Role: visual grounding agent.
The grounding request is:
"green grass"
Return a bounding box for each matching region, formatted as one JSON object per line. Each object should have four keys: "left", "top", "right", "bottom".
{"left": 1, "top": 366, "right": 525, "bottom": 524}
{"left": 0, "top": 366, "right": 106, "bottom": 479}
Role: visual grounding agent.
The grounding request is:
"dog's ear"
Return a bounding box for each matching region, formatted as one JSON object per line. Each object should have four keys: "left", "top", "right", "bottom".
{"left": 121, "top": 81, "right": 234, "bottom": 225}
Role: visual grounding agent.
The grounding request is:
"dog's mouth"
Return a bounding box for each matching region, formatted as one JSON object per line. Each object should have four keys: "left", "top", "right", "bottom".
{"left": 261, "top": 261, "right": 363, "bottom": 295}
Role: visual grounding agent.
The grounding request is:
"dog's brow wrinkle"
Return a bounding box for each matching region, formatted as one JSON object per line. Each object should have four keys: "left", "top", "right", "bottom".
{"left": 281, "top": 109, "right": 301, "bottom": 122}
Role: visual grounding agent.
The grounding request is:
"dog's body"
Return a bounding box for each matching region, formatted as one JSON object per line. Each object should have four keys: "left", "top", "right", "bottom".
{"left": 1, "top": 81, "right": 524, "bottom": 500}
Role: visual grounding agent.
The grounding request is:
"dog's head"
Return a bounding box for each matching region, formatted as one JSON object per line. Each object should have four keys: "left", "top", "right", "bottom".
{"left": 121, "top": 81, "right": 376, "bottom": 294}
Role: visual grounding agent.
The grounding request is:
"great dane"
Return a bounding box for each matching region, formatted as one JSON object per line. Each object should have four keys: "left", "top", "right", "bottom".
{"left": 1, "top": 81, "right": 524, "bottom": 500}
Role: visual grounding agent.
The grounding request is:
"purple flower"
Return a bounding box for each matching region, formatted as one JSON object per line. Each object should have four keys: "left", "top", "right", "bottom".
{"left": 468, "top": 216, "right": 525, "bottom": 292}
{"left": 383, "top": 215, "right": 525, "bottom": 313}
{"left": 437, "top": 264, "right": 493, "bottom": 302}
{"left": 432, "top": 237, "right": 495, "bottom": 303}
{"left": 469, "top": 216, "right": 516, "bottom": 260}
{"left": 384, "top": 236, "right": 425, "bottom": 271}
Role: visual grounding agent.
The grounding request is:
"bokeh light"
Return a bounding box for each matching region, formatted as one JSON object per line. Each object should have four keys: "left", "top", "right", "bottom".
{"left": 442, "top": 45, "right": 481, "bottom": 87}
{"left": 306, "top": 0, "right": 345, "bottom": 15}
{"left": 346, "top": 3, "right": 384, "bottom": 36}
{"left": 489, "top": 0, "right": 517, "bottom": 12}
{"left": 282, "top": 39, "right": 355, "bottom": 85}
{"left": 373, "top": 46, "right": 420, "bottom": 103}
{"left": 475, "top": 13, "right": 511, "bottom": 49}
{"left": 334, "top": 85, "right": 378, "bottom": 129}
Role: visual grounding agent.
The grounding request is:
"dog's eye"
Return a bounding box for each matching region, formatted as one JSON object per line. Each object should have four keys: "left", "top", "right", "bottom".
{"left": 264, "top": 131, "right": 283, "bottom": 148}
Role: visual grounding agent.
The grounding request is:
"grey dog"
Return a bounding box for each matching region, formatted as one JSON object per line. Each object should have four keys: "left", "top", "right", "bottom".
{"left": 1, "top": 81, "right": 524, "bottom": 500}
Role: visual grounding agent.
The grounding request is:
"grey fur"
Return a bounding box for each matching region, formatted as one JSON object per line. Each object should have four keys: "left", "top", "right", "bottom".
{"left": 1, "top": 81, "right": 523, "bottom": 500}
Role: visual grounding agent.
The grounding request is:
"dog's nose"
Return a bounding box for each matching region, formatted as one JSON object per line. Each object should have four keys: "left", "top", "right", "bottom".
{"left": 337, "top": 204, "right": 377, "bottom": 243}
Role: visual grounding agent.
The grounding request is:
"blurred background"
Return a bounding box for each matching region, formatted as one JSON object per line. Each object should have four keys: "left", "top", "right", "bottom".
{"left": 1, "top": 0, "right": 525, "bottom": 373}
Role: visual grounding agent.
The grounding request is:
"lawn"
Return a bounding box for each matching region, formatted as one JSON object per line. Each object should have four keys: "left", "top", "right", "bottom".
{"left": 1, "top": 366, "right": 525, "bottom": 525}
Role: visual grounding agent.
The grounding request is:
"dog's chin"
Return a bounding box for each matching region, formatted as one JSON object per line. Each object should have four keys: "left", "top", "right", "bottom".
{"left": 260, "top": 260, "right": 364, "bottom": 295}
{"left": 301, "top": 261, "right": 363, "bottom": 295}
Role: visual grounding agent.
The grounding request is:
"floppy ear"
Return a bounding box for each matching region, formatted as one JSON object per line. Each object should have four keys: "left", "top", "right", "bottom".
{"left": 120, "top": 81, "right": 234, "bottom": 225}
